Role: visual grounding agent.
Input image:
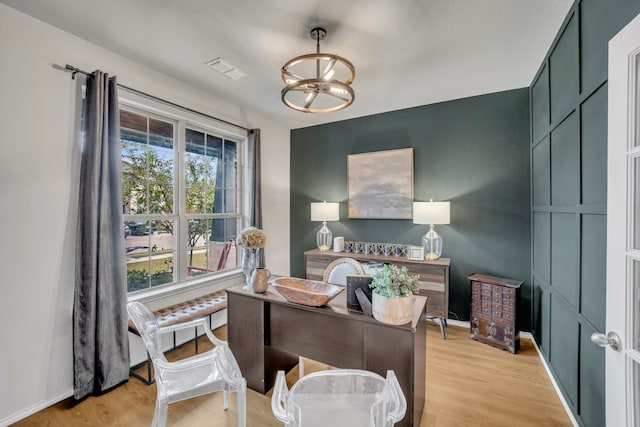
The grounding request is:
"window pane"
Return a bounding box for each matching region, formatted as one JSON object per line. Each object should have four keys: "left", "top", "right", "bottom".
{"left": 224, "top": 140, "right": 237, "bottom": 163}
{"left": 121, "top": 110, "right": 147, "bottom": 135}
{"left": 222, "top": 140, "right": 238, "bottom": 214}
{"left": 187, "top": 219, "right": 212, "bottom": 276}
{"left": 225, "top": 163, "right": 237, "bottom": 188}
{"left": 634, "top": 362, "right": 640, "bottom": 427}
{"left": 635, "top": 259, "right": 640, "bottom": 352}
{"left": 208, "top": 135, "right": 223, "bottom": 158}
{"left": 186, "top": 218, "right": 240, "bottom": 277}
{"left": 186, "top": 129, "right": 220, "bottom": 214}
{"left": 224, "top": 188, "right": 237, "bottom": 212}
{"left": 186, "top": 128, "right": 205, "bottom": 154}
{"left": 125, "top": 220, "right": 176, "bottom": 292}
{"left": 148, "top": 144, "right": 174, "bottom": 214}
{"left": 205, "top": 135, "right": 222, "bottom": 213}
{"left": 224, "top": 161, "right": 238, "bottom": 214}
{"left": 215, "top": 218, "right": 240, "bottom": 272}
{"left": 149, "top": 220, "right": 174, "bottom": 287}
{"left": 635, "top": 53, "right": 640, "bottom": 147}
{"left": 222, "top": 141, "right": 236, "bottom": 191}
{"left": 122, "top": 141, "right": 149, "bottom": 214}
{"left": 121, "top": 110, "right": 174, "bottom": 215}
{"left": 636, "top": 157, "right": 640, "bottom": 249}
{"left": 149, "top": 118, "right": 173, "bottom": 149}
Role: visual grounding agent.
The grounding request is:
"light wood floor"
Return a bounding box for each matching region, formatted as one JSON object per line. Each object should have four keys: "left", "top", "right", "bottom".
{"left": 12, "top": 323, "right": 572, "bottom": 427}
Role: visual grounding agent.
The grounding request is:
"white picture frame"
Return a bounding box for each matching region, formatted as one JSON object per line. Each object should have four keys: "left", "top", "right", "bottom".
{"left": 407, "top": 245, "right": 424, "bottom": 261}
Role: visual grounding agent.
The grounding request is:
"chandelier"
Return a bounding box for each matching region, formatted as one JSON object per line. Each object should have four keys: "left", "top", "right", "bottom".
{"left": 281, "top": 27, "right": 355, "bottom": 113}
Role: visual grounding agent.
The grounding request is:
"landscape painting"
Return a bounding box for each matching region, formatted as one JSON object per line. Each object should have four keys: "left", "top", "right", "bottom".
{"left": 348, "top": 148, "right": 413, "bottom": 219}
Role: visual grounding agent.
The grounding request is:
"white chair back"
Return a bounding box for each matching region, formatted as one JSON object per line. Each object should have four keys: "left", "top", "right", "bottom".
{"left": 271, "top": 369, "right": 406, "bottom": 427}
{"left": 323, "top": 258, "right": 366, "bottom": 285}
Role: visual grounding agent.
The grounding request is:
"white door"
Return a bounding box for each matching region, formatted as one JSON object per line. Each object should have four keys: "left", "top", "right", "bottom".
{"left": 606, "top": 12, "right": 640, "bottom": 427}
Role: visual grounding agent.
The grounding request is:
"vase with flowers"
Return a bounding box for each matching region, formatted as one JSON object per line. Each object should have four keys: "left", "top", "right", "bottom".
{"left": 237, "top": 226, "right": 267, "bottom": 291}
{"left": 369, "top": 264, "right": 420, "bottom": 325}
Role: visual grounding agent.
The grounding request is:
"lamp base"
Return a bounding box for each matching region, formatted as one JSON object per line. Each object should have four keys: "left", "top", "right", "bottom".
{"left": 317, "top": 221, "right": 333, "bottom": 252}
{"left": 425, "top": 252, "right": 441, "bottom": 261}
{"left": 422, "top": 225, "right": 443, "bottom": 261}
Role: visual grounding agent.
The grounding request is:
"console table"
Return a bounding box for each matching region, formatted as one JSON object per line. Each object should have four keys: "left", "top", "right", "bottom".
{"left": 226, "top": 284, "right": 427, "bottom": 427}
{"left": 304, "top": 249, "right": 450, "bottom": 337}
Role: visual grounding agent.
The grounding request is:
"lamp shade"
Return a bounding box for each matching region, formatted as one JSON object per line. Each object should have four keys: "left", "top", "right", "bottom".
{"left": 311, "top": 202, "right": 340, "bottom": 222}
{"left": 413, "top": 201, "right": 450, "bottom": 225}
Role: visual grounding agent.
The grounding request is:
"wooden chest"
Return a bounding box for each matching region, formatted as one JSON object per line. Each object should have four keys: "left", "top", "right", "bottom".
{"left": 468, "top": 273, "right": 523, "bottom": 354}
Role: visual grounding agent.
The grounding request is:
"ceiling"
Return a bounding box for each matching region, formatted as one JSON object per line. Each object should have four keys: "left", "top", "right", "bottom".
{"left": 2, "top": 0, "right": 573, "bottom": 130}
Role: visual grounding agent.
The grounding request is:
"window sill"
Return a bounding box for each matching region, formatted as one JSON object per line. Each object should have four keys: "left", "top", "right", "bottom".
{"left": 127, "top": 268, "right": 245, "bottom": 305}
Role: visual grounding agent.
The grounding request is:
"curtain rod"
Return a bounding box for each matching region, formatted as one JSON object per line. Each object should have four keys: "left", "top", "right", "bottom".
{"left": 59, "top": 64, "right": 251, "bottom": 132}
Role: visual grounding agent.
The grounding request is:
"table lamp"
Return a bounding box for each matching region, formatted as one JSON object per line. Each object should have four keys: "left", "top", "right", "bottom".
{"left": 311, "top": 201, "right": 339, "bottom": 251}
{"left": 413, "top": 200, "right": 450, "bottom": 260}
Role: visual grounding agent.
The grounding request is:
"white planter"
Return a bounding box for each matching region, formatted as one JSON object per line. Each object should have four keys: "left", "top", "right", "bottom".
{"left": 372, "top": 292, "right": 413, "bottom": 325}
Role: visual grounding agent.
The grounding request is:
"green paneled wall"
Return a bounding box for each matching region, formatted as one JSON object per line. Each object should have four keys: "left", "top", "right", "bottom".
{"left": 581, "top": 84, "right": 608, "bottom": 205}
{"left": 550, "top": 213, "right": 579, "bottom": 305}
{"left": 530, "top": 1, "right": 640, "bottom": 425}
{"left": 291, "top": 88, "right": 531, "bottom": 326}
{"left": 550, "top": 15, "right": 579, "bottom": 124}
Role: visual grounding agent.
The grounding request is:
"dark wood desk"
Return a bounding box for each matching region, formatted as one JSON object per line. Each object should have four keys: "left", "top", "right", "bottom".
{"left": 226, "top": 283, "right": 427, "bottom": 427}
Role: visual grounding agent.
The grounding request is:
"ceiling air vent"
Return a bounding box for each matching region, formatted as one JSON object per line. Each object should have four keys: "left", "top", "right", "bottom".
{"left": 205, "top": 57, "right": 247, "bottom": 80}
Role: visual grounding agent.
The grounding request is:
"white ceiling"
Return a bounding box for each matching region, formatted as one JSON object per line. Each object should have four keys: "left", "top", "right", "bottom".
{"left": 2, "top": 0, "right": 573, "bottom": 130}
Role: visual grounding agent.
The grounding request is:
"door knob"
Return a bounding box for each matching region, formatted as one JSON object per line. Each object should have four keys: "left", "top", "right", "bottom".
{"left": 591, "top": 331, "right": 622, "bottom": 352}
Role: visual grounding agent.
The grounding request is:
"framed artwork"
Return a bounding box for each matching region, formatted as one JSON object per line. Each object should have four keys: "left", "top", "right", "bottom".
{"left": 348, "top": 148, "right": 414, "bottom": 219}
{"left": 346, "top": 275, "right": 373, "bottom": 314}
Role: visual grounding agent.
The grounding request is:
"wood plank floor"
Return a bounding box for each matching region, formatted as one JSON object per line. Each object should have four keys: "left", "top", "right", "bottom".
{"left": 12, "top": 323, "right": 572, "bottom": 427}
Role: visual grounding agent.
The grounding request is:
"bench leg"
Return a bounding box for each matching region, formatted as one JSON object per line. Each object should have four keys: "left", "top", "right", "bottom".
{"left": 130, "top": 351, "right": 155, "bottom": 385}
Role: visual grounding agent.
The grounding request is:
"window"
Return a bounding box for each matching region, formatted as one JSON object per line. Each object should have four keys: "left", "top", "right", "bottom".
{"left": 120, "top": 104, "right": 244, "bottom": 293}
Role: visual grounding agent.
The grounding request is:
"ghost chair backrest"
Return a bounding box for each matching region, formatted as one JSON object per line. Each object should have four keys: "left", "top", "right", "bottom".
{"left": 271, "top": 368, "right": 406, "bottom": 427}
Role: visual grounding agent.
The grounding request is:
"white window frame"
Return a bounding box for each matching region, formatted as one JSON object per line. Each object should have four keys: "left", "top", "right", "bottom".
{"left": 119, "top": 91, "right": 247, "bottom": 296}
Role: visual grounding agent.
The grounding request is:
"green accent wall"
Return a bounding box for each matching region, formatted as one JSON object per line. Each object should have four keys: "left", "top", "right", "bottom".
{"left": 290, "top": 88, "right": 531, "bottom": 326}
{"left": 530, "top": 1, "right": 640, "bottom": 425}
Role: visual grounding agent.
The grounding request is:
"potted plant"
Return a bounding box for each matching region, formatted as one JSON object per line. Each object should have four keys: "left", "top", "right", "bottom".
{"left": 369, "top": 264, "right": 420, "bottom": 325}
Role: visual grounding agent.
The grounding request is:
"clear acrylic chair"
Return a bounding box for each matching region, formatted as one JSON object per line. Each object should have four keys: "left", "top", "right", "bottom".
{"left": 271, "top": 369, "right": 406, "bottom": 427}
{"left": 127, "top": 301, "right": 246, "bottom": 427}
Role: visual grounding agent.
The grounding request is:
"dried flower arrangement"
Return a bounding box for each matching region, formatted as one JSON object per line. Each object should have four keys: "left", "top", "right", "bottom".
{"left": 237, "top": 226, "right": 267, "bottom": 249}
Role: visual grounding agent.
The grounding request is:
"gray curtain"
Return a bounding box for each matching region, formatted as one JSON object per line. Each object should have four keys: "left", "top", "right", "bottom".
{"left": 248, "top": 129, "right": 262, "bottom": 229}
{"left": 73, "top": 71, "right": 129, "bottom": 400}
{"left": 247, "top": 129, "right": 264, "bottom": 265}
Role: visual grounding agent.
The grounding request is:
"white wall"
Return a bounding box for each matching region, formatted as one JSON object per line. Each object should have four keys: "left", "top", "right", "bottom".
{"left": 0, "top": 4, "right": 290, "bottom": 424}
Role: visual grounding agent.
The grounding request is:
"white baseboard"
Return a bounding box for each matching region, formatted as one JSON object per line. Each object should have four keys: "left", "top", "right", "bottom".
{"left": 0, "top": 389, "right": 72, "bottom": 427}
{"left": 442, "top": 318, "right": 469, "bottom": 329}
{"left": 528, "top": 335, "right": 579, "bottom": 427}
{"left": 441, "top": 320, "right": 578, "bottom": 427}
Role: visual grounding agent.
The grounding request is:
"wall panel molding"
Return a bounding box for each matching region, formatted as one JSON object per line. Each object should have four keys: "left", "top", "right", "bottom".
{"left": 529, "top": 1, "right": 640, "bottom": 425}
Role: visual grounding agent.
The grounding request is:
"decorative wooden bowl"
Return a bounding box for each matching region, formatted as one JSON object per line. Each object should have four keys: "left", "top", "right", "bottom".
{"left": 272, "top": 277, "right": 344, "bottom": 307}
